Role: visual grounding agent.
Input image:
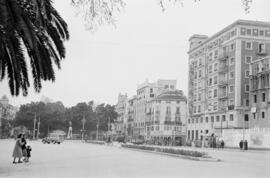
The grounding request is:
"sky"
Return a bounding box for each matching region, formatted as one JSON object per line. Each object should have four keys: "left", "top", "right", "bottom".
{"left": 0, "top": 0, "right": 270, "bottom": 107}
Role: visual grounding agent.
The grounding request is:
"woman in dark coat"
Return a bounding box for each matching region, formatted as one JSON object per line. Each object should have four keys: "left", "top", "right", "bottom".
{"left": 12, "top": 134, "right": 23, "bottom": 164}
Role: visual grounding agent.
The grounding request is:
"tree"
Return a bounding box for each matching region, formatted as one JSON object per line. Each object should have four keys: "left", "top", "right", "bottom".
{"left": 72, "top": 0, "right": 253, "bottom": 31}
{"left": 0, "top": 0, "right": 69, "bottom": 96}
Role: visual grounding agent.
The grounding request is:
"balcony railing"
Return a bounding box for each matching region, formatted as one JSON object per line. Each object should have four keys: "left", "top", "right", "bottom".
{"left": 219, "top": 65, "right": 228, "bottom": 73}
{"left": 219, "top": 94, "right": 228, "bottom": 100}
{"left": 218, "top": 80, "right": 228, "bottom": 86}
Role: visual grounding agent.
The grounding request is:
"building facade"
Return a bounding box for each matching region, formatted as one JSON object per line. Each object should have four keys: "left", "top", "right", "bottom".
{"left": 133, "top": 79, "right": 177, "bottom": 138}
{"left": 146, "top": 90, "right": 187, "bottom": 145}
{"left": 187, "top": 20, "right": 270, "bottom": 142}
{"left": 114, "top": 93, "right": 128, "bottom": 136}
{"left": 249, "top": 56, "right": 270, "bottom": 128}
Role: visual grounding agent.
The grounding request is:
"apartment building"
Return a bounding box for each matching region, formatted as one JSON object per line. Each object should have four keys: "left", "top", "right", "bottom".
{"left": 133, "top": 79, "right": 177, "bottom": 138}
{"left": 114, "top": 93, "right": 128, "bottom": 135}
{"left": 187, "top": 20, "right": 270, "bottom": 141}
{"left": 249, "top": 56, "right": 270, "bottom": 128}
{"left": 146, "top": 90, "right": 187, "bottom": 145}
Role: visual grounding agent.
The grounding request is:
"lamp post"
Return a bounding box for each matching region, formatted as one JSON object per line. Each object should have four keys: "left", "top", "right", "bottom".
{"left": 33, "top": 112, "right": 36, "bottom": 140}
{"left": 81, "top": 116, "right": 86, "bottom": 141}
{"left": 37, "top": 117, "right": 40, "bottom": 139}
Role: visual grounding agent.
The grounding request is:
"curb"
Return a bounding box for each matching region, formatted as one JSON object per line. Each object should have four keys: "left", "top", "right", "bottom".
{"left": 121, "top": 146, "right": 221, "bottom": 162}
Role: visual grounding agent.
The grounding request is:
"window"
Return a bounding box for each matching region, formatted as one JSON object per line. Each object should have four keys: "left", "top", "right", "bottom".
{"left": 193, "top": 106, "right": 196, "bottom": 113}
{"left": 262, "top": 112, "right": 265, "bottom": 119}
{"left": 247, "top": 29, "right": 252, "bottom": 35}
{"left": 205, "top": 117, "right": 209, "bottom": 123}
{"left": 229, "top": 71, "right": 234, "bottom": 79}
{"left": 258, "top": 43, "right": 266, "bottom": 54}
{"left": 262, "top": 93, "right": 266, "bottom": 102}
{"left": 245, "top": 70, "right": 250, "bottom": 78}
{"left": 229, "top": 99, "right": 234, "bottom": 106}
{"left": 198, "top": 93, "right": 201, "bottom": 101}
{"left": 254, "top": 94, "right": 257, "bottom": 103}
{"left": 208, "top": 65, "right": 212, "bottom": 74}
{"left": 216, "top": 116, "right": 220, "bottom": 122}
{"left": 150, "top": 88, "right": 153, "bottom": 93}
{"left": 244, "top": 114, "right": 249, "bottom": 121}
{"left": 245, "top": 56, "right": 252, "bottom": 64}
{"left": 214, "top": 76, "right": 218, "bottom": 85}
{"left": 246, "top": 41, "right": 252, "bottom": 50}
{"left": 209, "top": 53, "right": 213, "bottom": 62}
{"left": 211, "top": 116, "right": 214, "bottom": 122}
{"left": 245, "top": 84, "right": 250, "bottom": 92}
{"left": 214, "top": 89, "right": 218, "bottom": 98}
{"left": 253, "top": 113, "right": 256, "bottom": 119}
{"left": 259, "top": 30, "right": 265, "bottom": 36}
{"left": 176, "top": 107, "right": 180, "bottom": 114}
{"left": 198, "top": 70, "right": 202, "bottom": 78}
{"left": 208, "top": 90, "right": 212, "bottom": 99}
{"left": 214, "top": 50, "right": 218, "bottom": 59}
{"left": 200, "top": 117, "right": 203, "bottom": 123}
{"left": 222, "top": 115, "right": 226, "bottom": 121}
{"left": 208, "top": 78, "right": 213, "bottom": 86}
{"left": 230, "top": 57, "right": 235, "bottom": 65}
{"left": 230, "top": 114, "right": 234, "bottom": 121}
{"left": 199, "top": 58, "right": 202, "bottom": 66}
{"left": 245, "top": 99, "right": 249, "bottom": 106}
{"left": 198, "top": 105, "right": 201, "bottom": 113}
{"left": 214, "top": 63, "right": 218, "bottom": 72}
{"left": 230, "top": 43, "right": 235, "bottom": 51}
{"left": 229, "top": 85, "right": 234, "bottom": 93}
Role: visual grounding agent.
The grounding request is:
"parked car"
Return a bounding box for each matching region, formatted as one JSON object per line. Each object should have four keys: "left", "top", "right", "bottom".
{"left": 42, "top": 137, "right": 61, "bottom": 144}
{"left": 42, "top": 137, "right": 52, "bottom": 144}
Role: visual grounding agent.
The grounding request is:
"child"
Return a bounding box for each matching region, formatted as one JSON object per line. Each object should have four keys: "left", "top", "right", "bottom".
{"left": 24, "top": 145, "right": 32, "bottom": 162}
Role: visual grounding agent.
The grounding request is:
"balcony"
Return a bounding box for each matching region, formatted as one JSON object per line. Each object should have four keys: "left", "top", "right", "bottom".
{"left": 256, "top": 50, "right": 267, "bottom": 56}
{"left": 164, "top": 121, "right": 182, "bottom": 125}
{"left": 218, "top": 80, "right": 228, "bottom": 86}
{"left": 219, "top": 53, "right": 228, "bottom": 61}
{"left": 219, "top": 94, "right": 228, "bottom": 100}
{"left": 228, "top": 105, "right": 235, "bottom": 110}
{"left": 219, "top": 65, "right": 228, "bottom": 73}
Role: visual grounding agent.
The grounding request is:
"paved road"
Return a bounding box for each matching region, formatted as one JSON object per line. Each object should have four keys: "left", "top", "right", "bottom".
{"left": 0, "top": 139, "right": 270, "bottom": 178}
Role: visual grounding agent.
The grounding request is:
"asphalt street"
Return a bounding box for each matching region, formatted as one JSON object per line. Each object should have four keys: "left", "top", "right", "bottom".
{"left": 0, "top": 139, "right": 270, "bottom": 178}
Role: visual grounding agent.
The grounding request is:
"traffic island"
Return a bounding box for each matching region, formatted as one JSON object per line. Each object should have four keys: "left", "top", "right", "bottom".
{"left": 121, "top": 144, "right": 221, "bottom": 162}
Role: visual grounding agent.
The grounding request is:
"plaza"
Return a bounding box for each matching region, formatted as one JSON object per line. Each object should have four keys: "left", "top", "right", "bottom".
{"left": 0, "top": 139, "right": 270, "bottom": 178}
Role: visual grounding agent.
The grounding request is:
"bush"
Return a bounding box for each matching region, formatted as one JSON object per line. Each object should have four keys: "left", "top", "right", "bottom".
{"left": 86, "top": 140, "right": 106, "bottom": 145}
{"left": 122, "top": 144, "right": 207, "bottom": 158}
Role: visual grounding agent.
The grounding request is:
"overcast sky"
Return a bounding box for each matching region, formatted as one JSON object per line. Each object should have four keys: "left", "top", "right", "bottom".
{"left": 0, "top": 0, "right": 270, "bottom": 107}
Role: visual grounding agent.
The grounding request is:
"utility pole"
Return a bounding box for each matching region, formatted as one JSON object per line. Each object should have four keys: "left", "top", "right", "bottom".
{"left": 33, "top": 112, "right": 36, "bottom": 140}
{"left": 37, "top": 117, "right": 40, "bottom": 139}
{"left": 96, "top": 117, "right": 99, "bottom": 140}
{"left": 82, "top": 116, "right": 86, "bottom": 141}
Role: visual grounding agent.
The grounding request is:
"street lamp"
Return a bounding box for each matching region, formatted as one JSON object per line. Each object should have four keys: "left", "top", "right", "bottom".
{"left": 33, "top": 112, "right": 36, "bottom": 139}
{"left": 81, "top": 116, "right": 86, "bottom": 141}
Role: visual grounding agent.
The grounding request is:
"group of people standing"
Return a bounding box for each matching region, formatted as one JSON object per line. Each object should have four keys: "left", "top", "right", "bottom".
{"left": 12, "top": 134, "right": 32, "bottom": 164}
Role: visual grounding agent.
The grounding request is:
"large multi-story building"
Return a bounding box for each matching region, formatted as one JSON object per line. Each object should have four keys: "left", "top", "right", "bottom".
{"left": 133, "top": 79, "right": 177, "bottom": 138}
{"left": 146, "top": 90, "right": 187, "bottom": 145}
{"left": 114, "top": 93, "right": 128, "bottom": 135}
{"left": 249, "top": 56, "right": 270, "bottom": 128}
{"left": 187, "top": 20, "right": 270, "bottom": 142}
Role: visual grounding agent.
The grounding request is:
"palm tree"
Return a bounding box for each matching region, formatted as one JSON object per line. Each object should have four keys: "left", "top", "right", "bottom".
{"left": 0, "top": 0, "right": 69, "bottom": 96}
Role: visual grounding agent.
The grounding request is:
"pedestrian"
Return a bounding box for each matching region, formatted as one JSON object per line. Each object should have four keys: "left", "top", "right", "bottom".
{"left": 239, "top": 140, "right": 243, "bottom": 150}
{"left": 12, "top": 134, "right": 23, "bottom": 164}
{"left": 21, "top": 134, "right": 27, "bottom": 161}
{"left": 221, "top": 140, "right": 225, "bottom": 149}
{"left": 24, "top": 145, "right": 32, "bottom": 162}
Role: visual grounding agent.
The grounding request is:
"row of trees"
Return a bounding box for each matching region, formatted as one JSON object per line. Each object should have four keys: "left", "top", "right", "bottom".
{"left": 10, "top": 101, "right": 117, "bottom": 138}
